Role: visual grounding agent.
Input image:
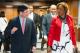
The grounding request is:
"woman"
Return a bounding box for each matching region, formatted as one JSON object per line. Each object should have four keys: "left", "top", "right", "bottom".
{"left": 0, "top": 11, "right": 8, "bottom": 52}
{"left": 47, "top": 2, "right": 77, "bottom": 53}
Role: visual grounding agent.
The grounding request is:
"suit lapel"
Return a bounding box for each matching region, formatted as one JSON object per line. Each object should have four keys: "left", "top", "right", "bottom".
{"left": 24, "top": 18, "right": 30, "bottom": 35}
{"left": 47, "top": 13, "right": 52, "bottom": 24}
{"left": 24, "top": 19, "right": 27, "bottom": 34}
{"left": 49, "top": 13, "right": 52, "bottom": 19}
{"left": 17, "top": 17, "right": 23, "bottom": 35}
{"left": 33, "top": 13, "right": 35, "bottom": 21}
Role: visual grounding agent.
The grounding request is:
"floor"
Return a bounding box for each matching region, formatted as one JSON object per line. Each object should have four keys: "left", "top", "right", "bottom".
{"left": 0, "top": 33, "right": 80, "bottom": 53}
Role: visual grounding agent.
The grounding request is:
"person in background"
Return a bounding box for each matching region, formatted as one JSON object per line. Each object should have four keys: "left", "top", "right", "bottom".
{"left": 42, "top": 4, "right": 57, "bottom": 50}
{"left": 39, "top": 10, "right": 45, "bottom": 39}
{"left": 0, "top": 11, "right": 8, "bottom": 53}
{"left": 47, "top": 2, "right": 77, "bottom": 53}
{"left": 5, "top": 5, "right": 37, "bottom": 53}
{"left": 28, "top": 6, "right": 41, "bottom": 39}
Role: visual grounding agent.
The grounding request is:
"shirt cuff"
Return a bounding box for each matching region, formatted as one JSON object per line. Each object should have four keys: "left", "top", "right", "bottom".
{"left": 11, "top": 31, "right": 14, "bottom": 34}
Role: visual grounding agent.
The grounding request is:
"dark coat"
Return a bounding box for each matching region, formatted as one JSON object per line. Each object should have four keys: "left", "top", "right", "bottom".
{"left": 5, "top": 17, "right": 37, "bottom": 53}
{"left": 33, "top": 13, "right": 40, "bottom": 27}
{"left": 33, "top": 13, "right": 40, "bottom": 34}
{"left": 42, "top": 13, "right": 52, "bottom": 35}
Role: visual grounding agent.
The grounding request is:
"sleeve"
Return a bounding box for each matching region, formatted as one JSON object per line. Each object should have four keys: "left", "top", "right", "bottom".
{"left": 70, "top": 17, "right": 77, "bottom": 46}
{"left": 48, "top": 19, "right": 56, "bottom": 47}
{"left": 42, "top": 15, "right": 47, "bottom": 35}
{"left": 31, "top": 21, "right": 37, "bottom": 47}
{"left": 4, "top": 20, "right": 14, "bottom": 39}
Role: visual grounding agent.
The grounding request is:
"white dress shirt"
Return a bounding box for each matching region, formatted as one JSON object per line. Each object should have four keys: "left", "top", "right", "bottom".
{"left": 28, "top": 12, "right": 34, "bottom": 20}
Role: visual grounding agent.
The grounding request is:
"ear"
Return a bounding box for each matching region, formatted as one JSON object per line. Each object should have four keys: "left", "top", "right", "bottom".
{"left": 20, "top": 12, "right": 23, "bottom": 15}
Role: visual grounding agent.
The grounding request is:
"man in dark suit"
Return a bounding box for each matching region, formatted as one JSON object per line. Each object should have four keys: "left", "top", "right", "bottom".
{"left": 41, "top": 5, "right": 57, "bottom": 50}
{"left": 28, "top": 6, "right": 42, "bottom": 39}
{"left": 5, "top": 5, "right": 37, "bottom": 53}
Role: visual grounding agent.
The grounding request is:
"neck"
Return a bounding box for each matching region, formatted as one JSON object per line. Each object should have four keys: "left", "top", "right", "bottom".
{"left": 51, "top": 12, "right": 56, "bottom": 15}
{"left": 59, "top": 14, "right": 66, "bottom": 20}
{"left": 20, "top": 15, "right": 25, "bottom": 18}
{"left": 30, "top": 11, "right": 33, "bottom": 14}
{"left": 61, "top": 15, "right": 65, "bottom": 18}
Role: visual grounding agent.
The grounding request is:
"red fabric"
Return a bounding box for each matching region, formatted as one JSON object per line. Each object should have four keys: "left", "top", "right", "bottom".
{"left": 48, "top": 15, "right": 76, "bottom": 47}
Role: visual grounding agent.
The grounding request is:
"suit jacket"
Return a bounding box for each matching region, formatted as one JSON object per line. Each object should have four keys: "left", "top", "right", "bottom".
{"left": 42, "top": 13, "right": 52, "bottom": 35}
{"left": 32, "top": 13, "right": 41, "bottom": 34}
{"left": 5, "top": 16, "right": 37, "bottom": 53}
{"left": 33, "top": 13, "right": 40, "bottom": 26}
{"left": 48, "top": 15, "right": 76, "bottom": 47}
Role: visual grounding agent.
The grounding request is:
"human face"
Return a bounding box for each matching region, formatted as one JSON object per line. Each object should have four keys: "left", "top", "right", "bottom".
{"left": 57, "top": 5, "right": 65, "bottom": 17}
{"left": 20, "top": 9, "right": 29, "bottom": 18}
{"left": 49, "top": 5, "right": 57, "bottom": 15}
{"left": 28, "top": 6, "right": 33, "bottom": 13}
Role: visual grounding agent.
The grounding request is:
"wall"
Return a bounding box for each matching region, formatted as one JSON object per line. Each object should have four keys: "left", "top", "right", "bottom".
{"left": 5, "top": 7, "right": 18, "bottom": 20}
{"left": 67, "top": 1, "right": 78, "bottom": 41}
{"left": 0, "top": 7, "right": 18, "bottom": 20}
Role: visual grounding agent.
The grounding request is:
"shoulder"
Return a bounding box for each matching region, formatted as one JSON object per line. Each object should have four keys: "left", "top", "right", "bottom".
{"left": 51, "top": 16, "right": 60, "bottom": 24}
{"left": 43, "top": 13, "right": 50, "bottom": 19}
{"left": 8, "top": 16, "right": 19, "bottom": 24}
{"left": 66, "top": 15, "right": 73, "bottom": 21}
{"left": 44, "top": 13, "right": 50, "bottom": 17}
{"left": 34, "top": 13, "right": 39, "bottom": 16}
{"left": 27, "top": 18, "right": 34, "bottom": 23}
{"left": 52, "top": 16, "right": 58, "bottom": 20}
{"left": 27, "top": 18, "right": 33, "bottom": 21}
{"left": 67, "top": 15, "right": 73, "bottom": 18}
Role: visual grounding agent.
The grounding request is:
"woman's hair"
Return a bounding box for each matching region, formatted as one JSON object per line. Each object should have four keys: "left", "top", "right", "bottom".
{"left": 57, "top": 2, "right": 69, "bottom": 14}
{"left": 0, "top": 11, "right": 5, "bottom": 17}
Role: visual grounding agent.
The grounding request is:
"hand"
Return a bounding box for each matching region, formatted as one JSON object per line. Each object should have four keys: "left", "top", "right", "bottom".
{"left": 74, "top": 45, "right": 77, "bottom": 48}
{"left": 44, "top": 35, "right": 47, "bottom": 42}
{"left": 73, "top": 45, "right": 77, "bottom": 49}
{"left": 11, "top": 27, "right": 18, "bottom": 34}
{"left": 32, "top": 46, "right": 36, "bottom": 53}
{"left": 73, "top": 45, "right": 78, "bottom": 53}
{"left": 47, "top": 46, "right": 52, "bottom": 53}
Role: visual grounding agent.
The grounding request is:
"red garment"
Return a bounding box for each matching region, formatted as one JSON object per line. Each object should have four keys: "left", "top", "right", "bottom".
{"left": 48, "top": 15, "right": 76, "bottom": 47}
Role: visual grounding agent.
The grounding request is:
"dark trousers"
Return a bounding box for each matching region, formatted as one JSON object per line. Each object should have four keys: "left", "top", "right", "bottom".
{"left": 0, "top": 40, "right": 2, "bottom": 50}
{"left": 0, "top": 41, "right": 10, "bottom": 51}
{"left": 38, "top": 26, "right": 42, "bottom": 39}
{"left": 0, "top": 32, "right": 3, "bottom": 50}
{"left": 41, "top": 37, "right": 47, "bottom": 50}
{"left": 4, "top": 39, "right": 10, "bottom": 51}
{"left": 30, "top": 51, "right": 33, "bottom": 53}
{"left": 0, "top": 32, "right": 10, "bottom": 51}
{"left": 0, "top": 38, "right": 10, "bottom": 51}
